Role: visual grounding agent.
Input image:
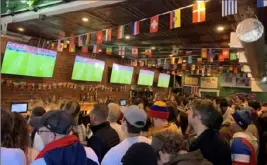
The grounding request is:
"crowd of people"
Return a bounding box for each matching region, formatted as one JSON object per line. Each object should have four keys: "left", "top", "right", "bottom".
{"left": 1, "top": 92, "right": 267, "bottom": 165}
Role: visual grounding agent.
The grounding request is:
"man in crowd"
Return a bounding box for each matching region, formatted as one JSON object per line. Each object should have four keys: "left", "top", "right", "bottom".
{"left": 107, "top": 103, "right": 125, "bottom": 141}
{"left": 101, "top": 105, "right": 151, "bottom": 165}
{"left": 188, "top": 99, "right": 232, "bottom": 165}
{"left": 87, "top": 103, "right": 120, "bottom": 161}
{"left": 230, "top": 110, "right": 258, "bottom": 165}
{"left": 31, "top": 110, "right": 98, "bottom": 165}
{"left": 147, "top": 101, "right": 180, "bottom": 137}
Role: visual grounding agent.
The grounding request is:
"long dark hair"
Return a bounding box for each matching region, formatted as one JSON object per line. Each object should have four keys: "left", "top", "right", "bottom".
{"left": 12, "top": 112, "right": 30, "bottom": 152}
{"left": 1, "top": 109, "right": 14, "bottom": 148}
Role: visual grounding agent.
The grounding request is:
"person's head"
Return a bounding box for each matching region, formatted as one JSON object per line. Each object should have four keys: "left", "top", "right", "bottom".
{"left": 121, "top": 105, "right": 147, "bottom": 135}
{"left": 12, "top": 112, "right": 30, "bottom": 152}
{"left": 31, "top": 106, "right": 46, "bottom": 117}
{"left": 1, "top": 109, "right": 14, "bottom": 148}
{"left": 121, "top": 142, "right": 157, "bottom": 165}
{"left": 149, "top": 101, "right": 169, "bottom": 127}
{"left": 107, "top": 103, "right": 121, "bottom": 123}
{"left": 151, "top": 128, "right": 184, "bottom": 165}
{"left": 187, "top": 99, "right": 223, "bottom": 134}
{"left": 90, "top": 103, "right": 109, "bottom": 126}
{"left": 167, "top": 104, "right": 179, "bottom": 126}
{"left": 248, "top": 100, "right": 261, "bottom": 111}
{"left": 38, "top": 110, "right": 73, "bottom": 146}
{"left": 230, "top": 110, "right": 252, "bottom": 133}
{"left": 61, "top": 101, "right": 81, "bottom": 124}
{"left": 154, "top": 92, "right": 164, "bottom": 102}
{"left": 219, "top": 98, "right": 229, "bottom": 114}
{"left": 170, "top": 93, "right": 177, "bottom": 103}
{"left": 132, "top": 98, "right": 144, "bottom": 110}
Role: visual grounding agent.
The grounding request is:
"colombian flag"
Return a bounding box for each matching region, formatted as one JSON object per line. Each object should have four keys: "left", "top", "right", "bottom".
{"left": 170, "top": 9, "right": 181, "bottom": 29}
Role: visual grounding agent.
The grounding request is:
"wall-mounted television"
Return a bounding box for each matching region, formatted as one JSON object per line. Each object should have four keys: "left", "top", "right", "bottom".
{"left": 110, "top": 63, "right": 133, "bottom": 84}
{"left": 157, "top": 73, "right": 170, "bottom": 88}
{"left": 137, "top": 69, "right": 154, "bottom": 86}
{"left": 71, "top": 56, "right": 105, "bottom": 82}
{"left": 1, "top": 41, "right": 57, "bottom": 77}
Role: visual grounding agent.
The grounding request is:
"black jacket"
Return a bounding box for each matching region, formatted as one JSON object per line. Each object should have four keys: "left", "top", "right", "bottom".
{"left": 87, "top": 121, "right": 120, "bottom": 162}
{"left": 189, "top": 129, "right": 232, "bottom": 165}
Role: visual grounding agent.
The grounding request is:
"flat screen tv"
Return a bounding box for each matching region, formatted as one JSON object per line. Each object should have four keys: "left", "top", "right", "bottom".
{"left": 157, "top": 73, "right": 170, "bottom": 88}
{"left": 71, "top": 56, "right": 105, "bottom": 82}
{"left": 137, "top": 69, "right": 154, "bottom": 86}
{"left": 110, "top": 63, "right": 133, "bottom": 84}
{"left": 1, "top": 41, "right": 57, "bottom": 77}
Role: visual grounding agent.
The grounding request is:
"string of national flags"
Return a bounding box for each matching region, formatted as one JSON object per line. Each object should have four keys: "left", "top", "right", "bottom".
{"left": 48, "top": 0, "right": 266, "bottom": 55}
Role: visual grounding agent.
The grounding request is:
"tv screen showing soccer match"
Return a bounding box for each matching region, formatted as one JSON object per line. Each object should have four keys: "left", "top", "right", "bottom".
{"left": 137, "top": 69, "right": 154, "bottom": 86}
{"left": 71, "top": 56, "right": 105, "bottom": 82}
{"left": 110, "top": 64, "right": 133, "bottom": 84}
{"left": 1, "top": 42, "right": 57, "bottom": 77}
{"left": 157, "top": 73, "right": 170, "bottom": 88}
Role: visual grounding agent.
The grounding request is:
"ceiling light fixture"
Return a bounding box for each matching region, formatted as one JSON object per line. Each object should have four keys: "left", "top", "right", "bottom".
{"left": 217, "top": 26, "right": 224, "bottom": 32}
{"left": 151, "top": 46, "right": 156, "bottom": 50}
{"left": 125, "top": 35, "right": 131, "bottom": 40}
{"left": 17, "top": 27, "right": 24, "bottom": 32}
{"left": 99, "top": 49, "right": 102, "bottom": 52}
{"left": 169, "top": 55, "right": 173, "bottom": 57}
{"left": 82, "top": 17, "right": 89, "bottom": 22}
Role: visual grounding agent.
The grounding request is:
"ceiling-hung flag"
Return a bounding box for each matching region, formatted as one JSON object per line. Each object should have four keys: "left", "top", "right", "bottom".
{"left": 201, "top": 48, "right": 207, "bottom": 58}
{"left": 117, "top": 25, "right": 125, "bottom": 39}
{"left": 177, "top": 58, "right": 183, "bottom": 64}
{"left": 150, "top": 15, "right": 159, "bottom": 33}
{"left": 171, "top": 57, "right": 176, "bottom": 64}
{"left": 218, "top": 54, "right": 225, "bottom": 62}
{"left": 90, "top": 33, "right": 96, "bottom": 44}
{"left": 85, "top": 33, "right": 90, "bottom": 45}
{"left": 118, "top": 46, "right": 125, "bottom": 56}
{"left": 105, "top": 29, "right": 112, "bottom": 42}
{"left": 188, "top": 56, "right": 192, "bottom": 64}
{"left": 197, "top": 58, "right": 202, "bottom": 64}
{"left": 92, "top": 45, "right": 99, "bottom": 54}
{"left": 172, "top": 48, "right": 179, "bottom": 56}
{"left": 145, "top": 49, "right": 152, "bottom": 56}
{"left": 57, "top": 40, "right": 63, "bottom": 52}
{"left": 132, "top": 21, "right": 140, "bottom": 35}
{"left": 182, "top": 64, "right": 187, "bottom": 71}
{"left": 230, "top": 52, "right": 237, "bottom": 60}
{"left": 222, "top": 0, "right": 237, "bottom": 17}
{"left": 222, "top": 48, "right": 230, "bottom": 59}
{"left": 132, "top": 47, "right": 138, "bottom": 57}
{"left": 208, "top": 49, "right": 215, "bottom": 62}
{"left": 106, "top": 46, "right": 112, "bottom": 55}
{"left": 233, "top": 66, "right": 238, "bottom": 74}
{"left": 69, "top": 34, "right": 75, "bottom": 52}
{"left": 82, "top": 45, "right": 88, "bottom": 53}
{"left": 192, "top": 1, "right": 206, "bottom": 23}
{"left": 191, "top": 64, "right": 196, "bottom": 71}
{"left": 185, "top": 50, "right": 192, "bottom": 56}
{"left": 257, "top": 0, "right": 267, "bottom": 7}
{"left": 96, "top": 31, "right": 103, "bottom": 44}
{"left": 78, "top": 35, "right": 83, "bottom": 47}
{"left": 170, "top": 9, "right": 181, "bottom": 29}
{"left": 63, "top": 39, "right": 68, "bottom": 48}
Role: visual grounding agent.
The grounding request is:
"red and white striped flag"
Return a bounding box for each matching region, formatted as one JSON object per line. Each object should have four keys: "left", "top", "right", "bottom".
{"left": 105, "top": 28, "right": 112, "bottom": 42}
{"left": 118, "top": 46, "right": 125, "bottom": 56}
{"left": 132, "top": 47, "right": 138, "bottom": 57}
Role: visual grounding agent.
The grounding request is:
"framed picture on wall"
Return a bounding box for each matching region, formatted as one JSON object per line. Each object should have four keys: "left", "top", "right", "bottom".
{"left": 200, "top": 77, "right": 218, "bottom": 89}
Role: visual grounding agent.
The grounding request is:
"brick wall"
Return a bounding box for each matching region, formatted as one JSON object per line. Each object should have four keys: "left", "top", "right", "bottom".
{"left": 1, "top": 37, "right": 168, "bottom": 110}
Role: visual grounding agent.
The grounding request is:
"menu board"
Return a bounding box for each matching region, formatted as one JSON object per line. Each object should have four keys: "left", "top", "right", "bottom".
{"left": 184, "top": 77, "right": 199, "bottom": 86}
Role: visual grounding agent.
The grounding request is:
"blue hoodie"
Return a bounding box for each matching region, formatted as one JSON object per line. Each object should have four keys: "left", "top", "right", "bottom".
{"left": 31, "top": 142, "right": 98, "bottom": 165}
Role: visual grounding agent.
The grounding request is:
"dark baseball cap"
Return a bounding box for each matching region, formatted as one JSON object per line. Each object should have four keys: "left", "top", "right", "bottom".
{"left": 40, "top": 110, "right": 73, "bottom": 135}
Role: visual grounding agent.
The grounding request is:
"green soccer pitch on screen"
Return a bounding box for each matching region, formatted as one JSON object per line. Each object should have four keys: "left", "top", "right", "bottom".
{"left": 110, "top": 63, "right": 133, "bottom": 84}
{"left": 137, "top": 69, "right": 154, "bottom": 86}
{"left": 157, "top": 73, "right": 170, "bottom": 88}
{"left": 1, "top": 42, "right": 57, "bottom": 78}
{"left": 71, "top": 56, "right": 105, "bottom": 82}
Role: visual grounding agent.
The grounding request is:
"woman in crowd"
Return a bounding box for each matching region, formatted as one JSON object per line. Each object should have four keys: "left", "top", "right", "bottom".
{"left": 1, "top": 109, "right": 26, "bottom": 165}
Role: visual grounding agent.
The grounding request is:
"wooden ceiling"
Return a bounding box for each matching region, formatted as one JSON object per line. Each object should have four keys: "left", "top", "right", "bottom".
{"left": 5, "top": 0, "right": 267, "bottom": 59}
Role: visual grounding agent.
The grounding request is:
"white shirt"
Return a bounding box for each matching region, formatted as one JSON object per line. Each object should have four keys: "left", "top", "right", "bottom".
{"left": 31, "top": 146, "right": 99, "bottom": 165}
{"left": 101, "top": 136, "right": 151, "bottom": 165}
{"left": 1, "top": 147, "right": 26, "bottom": 165}
{"left": 110, "top": 123, "right": 125, "bottom": 142}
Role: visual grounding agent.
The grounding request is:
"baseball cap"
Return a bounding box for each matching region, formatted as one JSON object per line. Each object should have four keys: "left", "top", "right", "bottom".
{"left": 123, "top": 105, "right": 147, "bottom": 128}
{"left": 40, "top": 110, "right": 73, "bottom": 135}
{"left": 232, "top": 110, "right": 252, "bottom": 130}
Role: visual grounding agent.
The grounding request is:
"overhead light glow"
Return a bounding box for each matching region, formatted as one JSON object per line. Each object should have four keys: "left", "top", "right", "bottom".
{"left": 151, "top": 46, "right": 156, "bottom": 50}
{"left": 17, "top": 27, "right": 24, "bottom": 32}
{"left": 82, "top": 17, "right": 89, "bottom": 22}
{"left": 21, "top": 0, "right": 27, "bottom": 3}
{"left": 169, "top": 55, "right": 173, "bottom": 57}
{"left": 125, "top": 35, "right": 131, "bottom": 40}
{"left": 99, "top": 49, "right": 102, "bottom": 52}
{"left": 217, "top": 26, "right": 224, "bottom": 32}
